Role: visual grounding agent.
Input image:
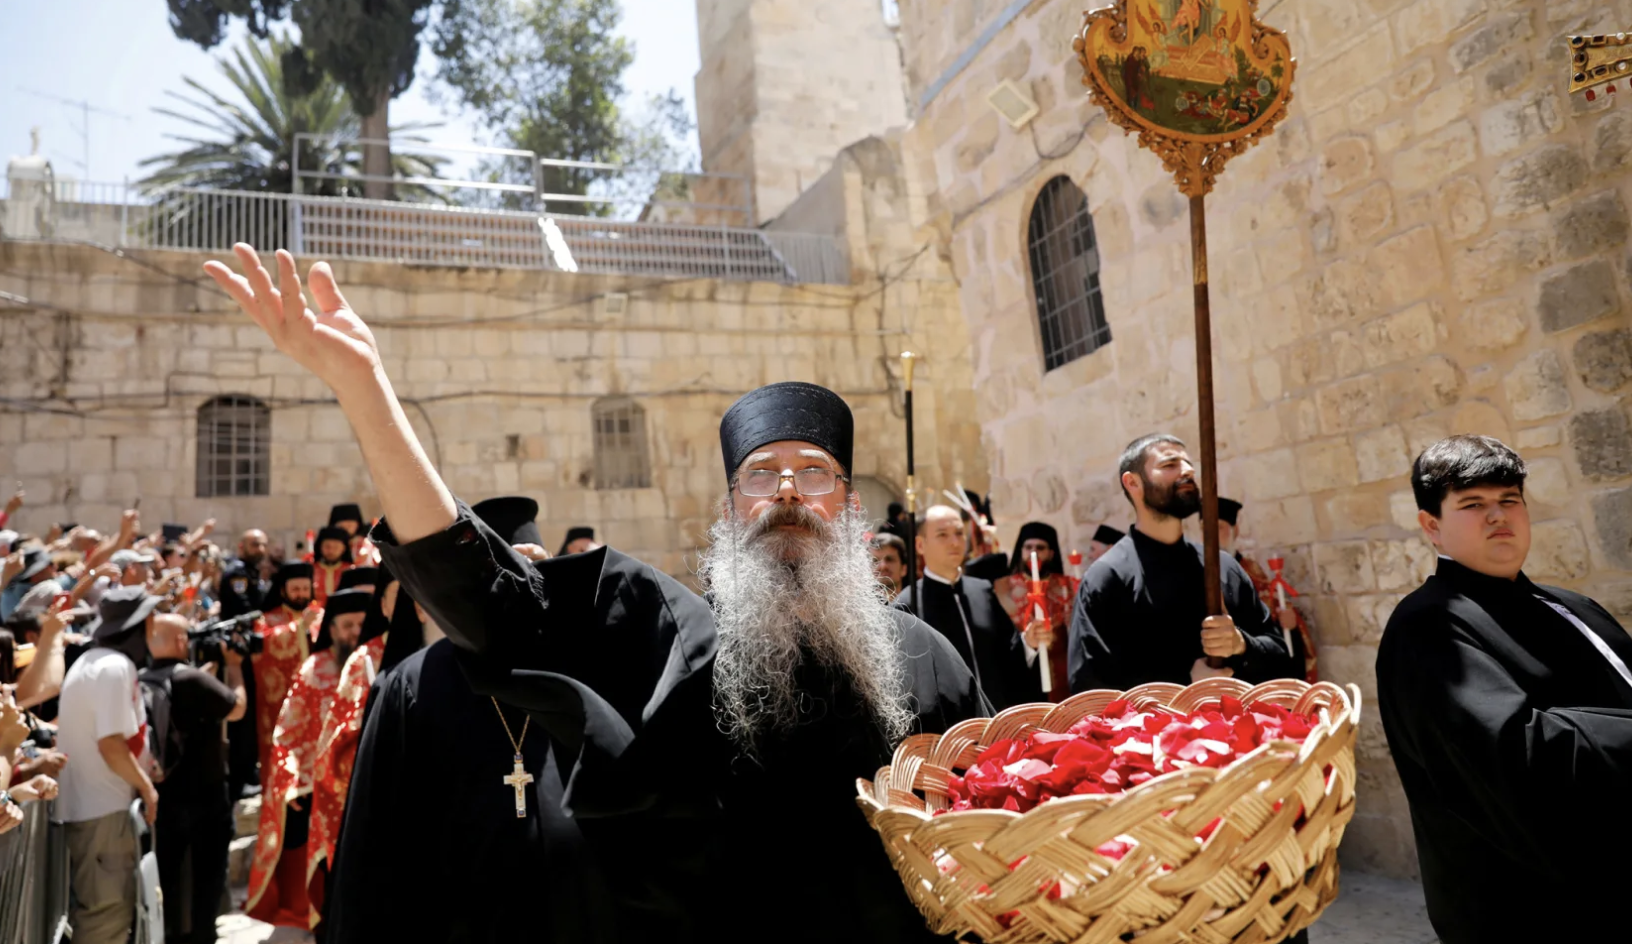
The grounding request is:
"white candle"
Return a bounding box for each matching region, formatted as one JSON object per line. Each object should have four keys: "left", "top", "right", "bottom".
{"left": 1031, "top": 551, "right": 1051, "bottom": 693}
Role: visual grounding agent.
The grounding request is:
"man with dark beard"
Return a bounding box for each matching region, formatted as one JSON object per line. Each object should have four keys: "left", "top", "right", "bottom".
{"left": 205, "top": 242, "right": 981, "bottom": 944}
{"left": 1067, "top": 434, "right": 1294, "bottom": 692}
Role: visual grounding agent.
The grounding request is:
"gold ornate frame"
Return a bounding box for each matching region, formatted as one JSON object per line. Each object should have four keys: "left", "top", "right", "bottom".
{"left": 1073, "top": 0, "right": 1297, "bottom": 196}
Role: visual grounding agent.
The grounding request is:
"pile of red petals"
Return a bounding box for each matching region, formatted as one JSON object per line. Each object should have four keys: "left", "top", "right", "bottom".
{"left": 942, "top": 697, "right": 1318, "bottom": 817}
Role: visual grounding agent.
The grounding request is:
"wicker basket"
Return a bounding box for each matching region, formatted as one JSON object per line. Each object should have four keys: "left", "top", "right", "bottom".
{"left": 856, "top": 678, "right": 1359, "bottom": 944}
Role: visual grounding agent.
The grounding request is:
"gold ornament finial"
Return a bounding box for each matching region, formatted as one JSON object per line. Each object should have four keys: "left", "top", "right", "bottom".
{"left": 901, "top": 351, "right": 917, "bottom": 391}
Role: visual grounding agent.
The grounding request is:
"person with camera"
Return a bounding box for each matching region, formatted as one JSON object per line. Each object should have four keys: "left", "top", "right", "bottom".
{"left": 143, "top": 612, "right": 246, "bottom": 944}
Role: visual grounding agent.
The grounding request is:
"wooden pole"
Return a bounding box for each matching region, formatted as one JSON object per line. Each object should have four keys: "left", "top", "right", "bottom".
{"left": 1190, "top": 194, "right": 1227, "bottom": 667}
{"left": 902, "top": 352, "right": 920, "bottom": 619}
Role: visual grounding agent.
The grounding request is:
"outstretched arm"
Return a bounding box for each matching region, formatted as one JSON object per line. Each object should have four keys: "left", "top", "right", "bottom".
{"left": 203, "top": 244, "right": 455, "bottom": 543}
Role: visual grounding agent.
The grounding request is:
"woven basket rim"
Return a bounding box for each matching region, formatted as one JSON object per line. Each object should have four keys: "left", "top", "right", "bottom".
{"left": 857, "top": 678, "right": 1360, "bottom": 818}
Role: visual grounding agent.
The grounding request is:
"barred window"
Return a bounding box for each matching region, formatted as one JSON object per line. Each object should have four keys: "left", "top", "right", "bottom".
{"left": 196, "top": 395, "right": 270, "bottom": 497}
{"left": 592, "top": 397, "right": 651, "bottom": 489}
{"left": 1028, "top": 176, "right": 1112, "bottom": 371}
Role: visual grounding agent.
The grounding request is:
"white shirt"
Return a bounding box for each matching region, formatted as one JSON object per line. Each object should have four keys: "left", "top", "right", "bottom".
{"left": 55, "top": 647, "right": 145, "bottom": 823}
{"left": 926, "top": 565, "right": 1043, "bottom": 666}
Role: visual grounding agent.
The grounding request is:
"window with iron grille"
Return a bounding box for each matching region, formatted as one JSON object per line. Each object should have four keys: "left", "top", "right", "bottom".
{"left": 196, "top": 395, "right": 271, "bottom": 497}
{"left": 1028, "top": 176, "right": 1112, "bottom": 371}
{"left": 592, "top": 397, "right": 652, "bottom": 489}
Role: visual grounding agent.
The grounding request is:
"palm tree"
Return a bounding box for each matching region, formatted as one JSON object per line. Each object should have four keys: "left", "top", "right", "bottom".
{"left": 138, "top": 32, "right": 444, "bottom": 198}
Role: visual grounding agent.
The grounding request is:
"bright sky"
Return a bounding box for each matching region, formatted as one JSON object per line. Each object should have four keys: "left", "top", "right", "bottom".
{"left": 0, "top": 0, "right": 701, "bottom": 185}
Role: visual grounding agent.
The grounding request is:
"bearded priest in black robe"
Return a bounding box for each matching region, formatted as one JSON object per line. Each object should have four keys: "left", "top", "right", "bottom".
{"left": 1379, "top": 435, "right": 1632, "bottom": 944}
{"left": 205, "top": 241, "right": 982, "bottom": 944}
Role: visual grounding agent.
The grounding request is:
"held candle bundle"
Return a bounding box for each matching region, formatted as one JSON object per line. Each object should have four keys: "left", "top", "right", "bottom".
{"left": 857, "top": 678, "right": 1359, "bottom": 944}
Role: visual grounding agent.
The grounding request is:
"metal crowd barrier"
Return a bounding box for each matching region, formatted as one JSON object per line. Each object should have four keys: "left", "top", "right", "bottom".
{"left": 0, "top": 799, "right": 70, "bottom": 944}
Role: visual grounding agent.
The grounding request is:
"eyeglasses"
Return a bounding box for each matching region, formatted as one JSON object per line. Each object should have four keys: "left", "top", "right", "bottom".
{"left": 734, "top": 467, "right": 847, "bottom": 498}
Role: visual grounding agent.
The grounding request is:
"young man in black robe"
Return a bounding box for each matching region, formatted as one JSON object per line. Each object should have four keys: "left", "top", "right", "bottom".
{"left": 1068, "top": 433, "right": 1294, "bottom": 692}
{"left": 1378, "top": 435, "right": 1632, "bottom": 944}
{"left": 325, "top": 497, "right": 615, "bottom": 944}
{"left": 894, "top": 503, "right": 1042, "bottom": 710}
{"left": 204, "top": 244, "right": 983, "bottom": 944}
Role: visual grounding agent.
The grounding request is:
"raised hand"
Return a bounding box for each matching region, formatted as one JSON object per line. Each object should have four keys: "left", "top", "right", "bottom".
{"left": 203, "top": 244, "right": 382, "bottom": 393}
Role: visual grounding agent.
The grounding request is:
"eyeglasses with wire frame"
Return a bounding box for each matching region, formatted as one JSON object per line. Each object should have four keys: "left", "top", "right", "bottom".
{"left": 734, "top": 467, "right": 849, "bottom": 497}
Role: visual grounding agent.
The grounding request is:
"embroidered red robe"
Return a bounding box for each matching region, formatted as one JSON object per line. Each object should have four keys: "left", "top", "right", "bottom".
{"left": 995, "top": 571, "right": 1077, "bottom": 703}
{"left": 312, "top": 560, "right": 351, "bottom": 607}
{"left": 251, "top": 607, "right": 313, "bottom": 782}
{"left": 305, "top": 634, "right": 386, "bottom": 924}
{"left": 245, "top": 647, "right": 341, "bottom": 927}
{"left": 1239, "top": 552, "right": 1318, "bottom": 682}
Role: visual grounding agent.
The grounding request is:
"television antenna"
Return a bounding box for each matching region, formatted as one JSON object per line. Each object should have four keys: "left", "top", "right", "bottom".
{"left": 16, "top": 88, "right": 132, "bottom": 180}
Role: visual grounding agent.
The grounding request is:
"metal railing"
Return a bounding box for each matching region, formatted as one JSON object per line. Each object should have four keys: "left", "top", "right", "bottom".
{"left": 0, "top": 799, "right": 69, "bottom": 944}
{"left": 0, "top": 179, "right": 848, "bottom": 285}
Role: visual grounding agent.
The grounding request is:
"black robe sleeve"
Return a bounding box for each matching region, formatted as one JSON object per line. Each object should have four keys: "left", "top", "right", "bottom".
{"left": 1378, "top": 605, "right": 1632, "bottom": 874}
{"left": 1068, "top": 560, "right": 1136, "bottom": 693}
{"left": 1220, "top": 554, "right": 1295, "bottom": 683}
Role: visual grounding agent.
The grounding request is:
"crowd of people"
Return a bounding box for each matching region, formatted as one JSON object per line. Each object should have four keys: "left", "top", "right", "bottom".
{"left": 0, "top": 241, "right": 1626, "bottom": 944}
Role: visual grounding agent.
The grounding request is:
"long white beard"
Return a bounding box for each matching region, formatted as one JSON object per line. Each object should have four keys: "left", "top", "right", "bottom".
{"left": 699, "top": 502, "right": 915, "bottom": 751}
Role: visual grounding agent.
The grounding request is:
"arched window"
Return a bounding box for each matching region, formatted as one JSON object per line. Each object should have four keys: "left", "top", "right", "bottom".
{"left": 592, "top": 397, "right": 651, "bottom": 489}
{"left": 1028, "top": 176, "right": 1112, "bottom": 371}
{"left": 196, "top": 395, "right": 270, "bottom": 497}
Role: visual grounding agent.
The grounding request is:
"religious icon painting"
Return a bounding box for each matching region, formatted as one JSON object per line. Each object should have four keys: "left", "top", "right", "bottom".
{"left": 1074, "top": 0, "right": 1295, "bottom": 195}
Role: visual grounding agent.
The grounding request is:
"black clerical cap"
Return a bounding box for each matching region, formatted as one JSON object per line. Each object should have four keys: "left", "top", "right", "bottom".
{"left": 1092, "top": 524, "right": 1126, "bottom": 546}
{"left": 557, "top": 525, "right": 595, "bottom": 556}
{"left": 329, "top": 503, "right": 365, "bottom": 528}
{"left": 718, "top": 382, "right": 853, "bottom": 481}
{"left": 472, "top": 496, "right": 543, "bottom": 547}
{"left": 1008, "top": 521, "right": 1064, "bottom": 577}
{"left": 313, "top": 589, "right": 371, "bottom": 652}
{"left": 338, "top": 566, "right": 379, "bottom": 592}
{"left": 1217, "top": 498, "right": 1243, "bottom": 527}
{"left": 358, "top": 565, "right": 394, "bottom": 644}
{"left": 314, "top": 527, "right": 353, "bottom": 563}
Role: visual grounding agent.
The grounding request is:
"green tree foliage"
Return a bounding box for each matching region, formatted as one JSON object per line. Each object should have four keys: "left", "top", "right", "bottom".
{"left": 431, "top": 0, "right": 697, "bottom": 212}
{"left": 138, "top": 32, "right": 443, "bottom": 195}
{"left": 164, "top": 0, "right": 435, "bottom": 198}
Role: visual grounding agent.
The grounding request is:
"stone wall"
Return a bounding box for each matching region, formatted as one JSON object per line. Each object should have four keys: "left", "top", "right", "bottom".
{"left": 0, "top": 238, "right": 985, "bottom": 583}
{"left": 694, "top": 0, "right": 911, "bottom": 222}
{"left": 894, "top": 0, "right": 1632, "bottom": 878}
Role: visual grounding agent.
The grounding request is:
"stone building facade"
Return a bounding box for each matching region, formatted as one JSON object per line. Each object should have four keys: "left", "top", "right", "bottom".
{"left": 0, "top": 235, "right": 983, "bottom": 578}
{"left": 890, "top": 0, "right": 1632, "bottom": 877}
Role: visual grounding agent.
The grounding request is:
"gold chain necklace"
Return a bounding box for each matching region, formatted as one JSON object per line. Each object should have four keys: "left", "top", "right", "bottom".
{"left": 491, "top": 697, "right": 534, "bottom": 818}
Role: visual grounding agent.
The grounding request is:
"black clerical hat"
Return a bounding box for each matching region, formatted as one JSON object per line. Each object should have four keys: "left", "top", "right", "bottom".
{"left": 329, "top": 503, "right": 365, "bottom": 529}
{"left": 314, "top": 527, "right": 353, "bottom": 563}
{"left": 1092, "top": 524, "right": 1126, "bottom": 546}
{"left": 557, "top": 525, "right": 595, "bottom": 556}
{"left": 718, "top": 382, "right": 853, "bottom": 481}
{"left": 358, "top": 565, "right": 394, "bottom": 644}
{"left": 471, "top": 496, "right": 543, "bottom": 547}
{"left": 1008, "top": 521, "right": 1064, "bottom": 577}
{"left": 1217, "top": 498, "right": 1243, "bottom": 527}
{"left": 312, "top": 588, "right": 371, "bottom": 652}
{"left": 338, "top": 567, "right": 379, "bottom": 592}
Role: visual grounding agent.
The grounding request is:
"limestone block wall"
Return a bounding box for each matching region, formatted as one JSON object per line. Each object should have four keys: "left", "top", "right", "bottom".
{"left": 896, "top": 0, "right": 1632, "bottom": 878}
{"left": 695, "top": 0, "right": 911, "bottom": 222}
{"left": 0, "top": 241, "right": 986, "bottom": 583}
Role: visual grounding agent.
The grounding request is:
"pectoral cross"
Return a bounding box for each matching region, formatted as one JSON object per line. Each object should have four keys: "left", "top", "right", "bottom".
{"left": 503, "top": 753, "right": 533, "bottom": 818}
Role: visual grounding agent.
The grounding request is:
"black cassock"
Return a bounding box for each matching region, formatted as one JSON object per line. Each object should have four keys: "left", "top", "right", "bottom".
{"left": 325, "top": 638, "right": 616, "bottom": 943}
{"left": 1067, "top": 528, "right": 1293, "bottom": 693}
{"left": 373, "top": 501, "right": 983, "bottom": 944}
{"left": 894, "top": 574, "right": 1033, "bottom": 710}
{"left": 1378, "top": 558, "right": 1632, "bottom": 944}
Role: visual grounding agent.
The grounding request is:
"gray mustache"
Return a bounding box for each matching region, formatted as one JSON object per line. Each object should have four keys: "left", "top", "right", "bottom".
{"left": 748, "top": 503, "right": 828, "bottom": 540}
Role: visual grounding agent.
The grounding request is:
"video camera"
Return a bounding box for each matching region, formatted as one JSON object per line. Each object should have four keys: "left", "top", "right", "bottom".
{"left": 188, "top": 610, "right": 264, "bottom": 665}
